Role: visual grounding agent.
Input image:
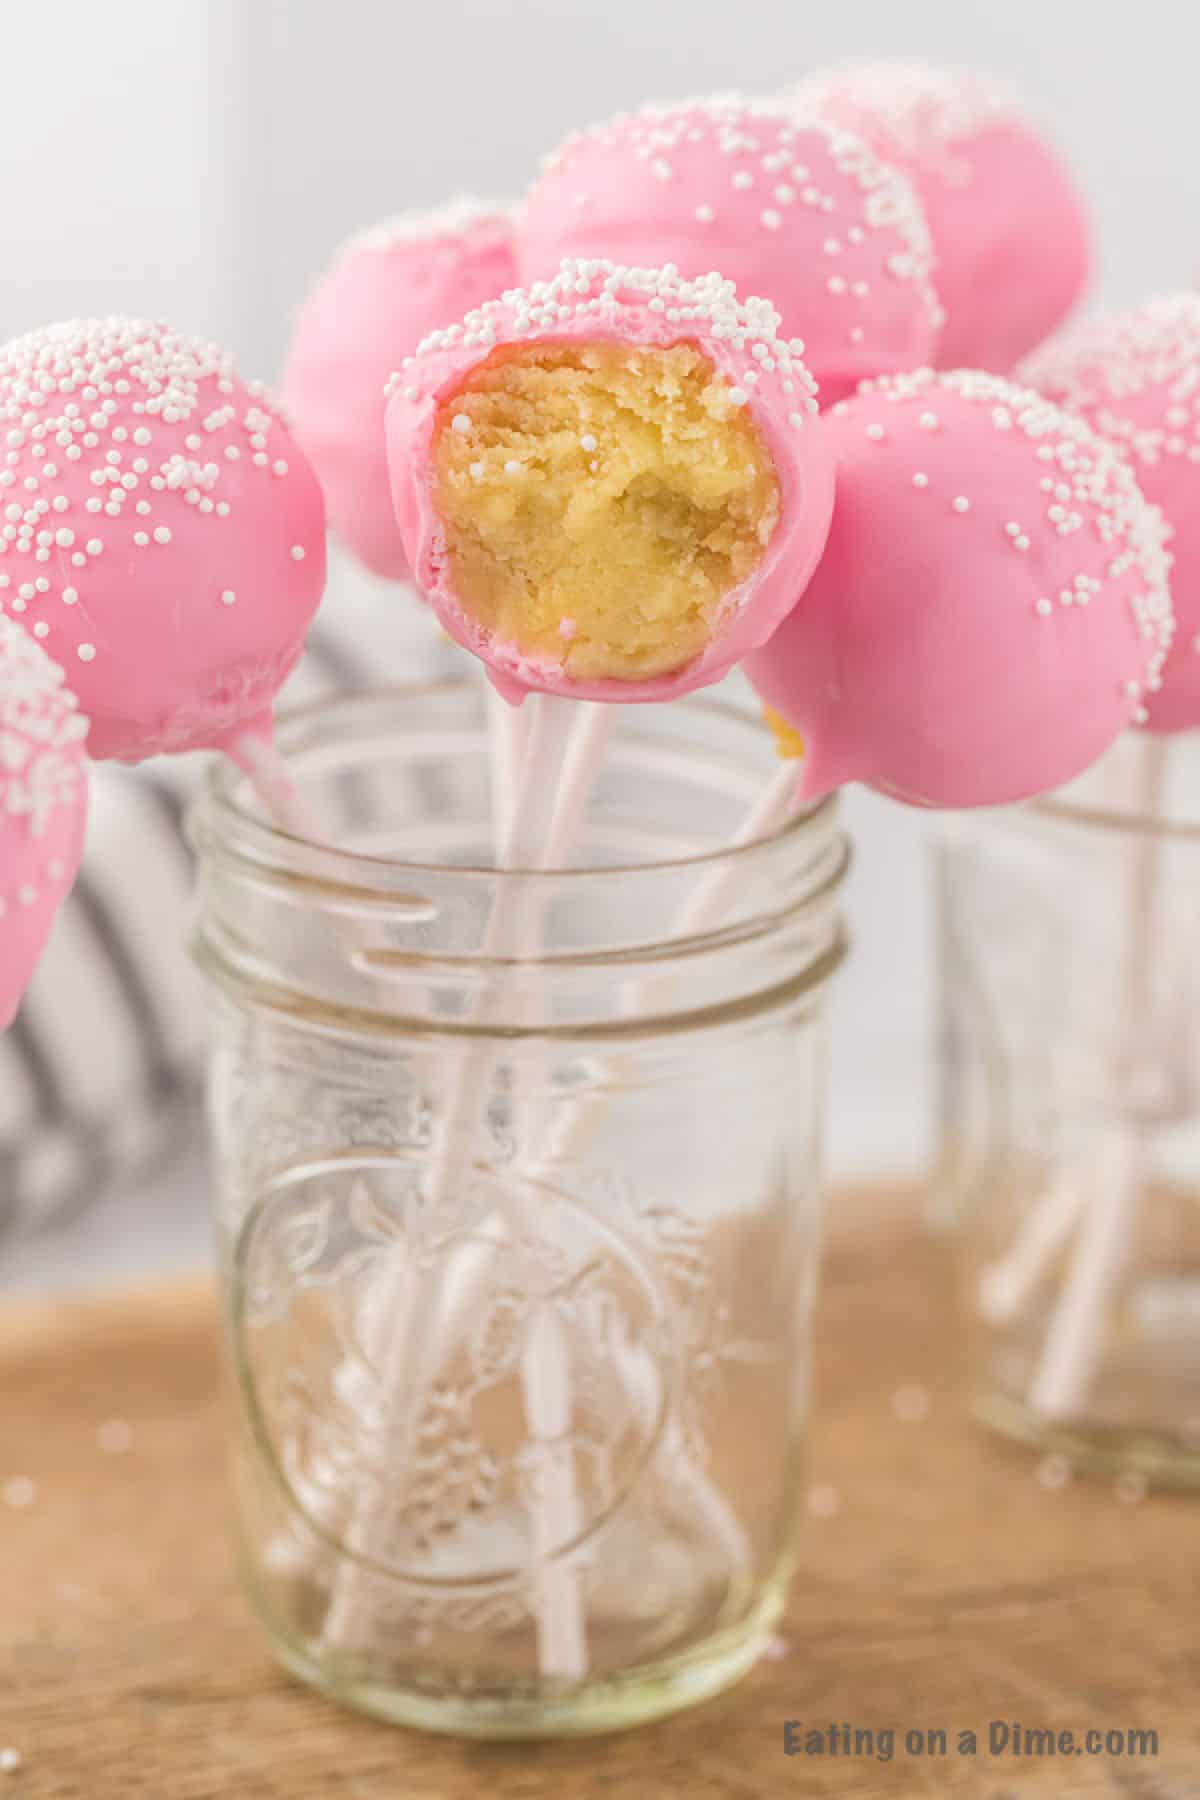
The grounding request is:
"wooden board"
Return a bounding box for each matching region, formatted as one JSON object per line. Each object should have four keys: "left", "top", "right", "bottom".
{"left": 2, "top": 1194, "right": 1198, "bottom": 1798}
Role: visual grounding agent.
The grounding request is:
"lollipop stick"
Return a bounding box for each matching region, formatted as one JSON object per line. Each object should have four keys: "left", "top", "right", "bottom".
{"left": 1028, "top": 736, "right": 1169, "bottom": 1419}
{"left": 486, "top": 679, "right": 529, "bottom": 856}
{"left": 322, "top": 696, "right": 598, "bottom": 1681}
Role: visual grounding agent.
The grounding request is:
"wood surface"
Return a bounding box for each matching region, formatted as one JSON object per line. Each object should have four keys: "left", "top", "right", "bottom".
{"left": 2, "top": 1194, "right": 1198, "bottom": 1798}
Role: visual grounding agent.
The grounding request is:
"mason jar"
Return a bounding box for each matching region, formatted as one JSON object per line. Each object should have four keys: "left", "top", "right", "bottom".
{"left": 934, "top": 733, "right": 1200, "bottom": 1485}
{"left": 190, "top": 680, "right": 849, "bottom": 1737}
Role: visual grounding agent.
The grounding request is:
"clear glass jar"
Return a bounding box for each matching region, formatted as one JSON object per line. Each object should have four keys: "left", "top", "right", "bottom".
{"left": 190, "top": 680, "right": 849, "bottom": 1737}
{"left": 935, "top": 734, "right": 1200, "bottom": 1485}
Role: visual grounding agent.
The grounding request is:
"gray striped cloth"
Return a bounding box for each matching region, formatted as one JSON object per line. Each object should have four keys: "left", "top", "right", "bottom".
{"left": 0, "top": 552, "right": 454, "bottom": 1239}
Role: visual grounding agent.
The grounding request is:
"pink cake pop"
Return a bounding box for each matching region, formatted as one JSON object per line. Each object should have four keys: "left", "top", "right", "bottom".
{"left": 283, "top": 197, "right": 517, "bottom": 579}
{"left": 790, "top": 62, "right": 1091, "bottom": 373}
{"left": 517, "top": 98, "right": 942, "bottom": 405}
{"left": 0, "top": 614, "right": 89, "bottom": 1028}
{"left": 384, "top": 259, "right": 835, "bottom": 704}
{"left": 746, "top": 369, "right": 1173, "bottom": 808}
{"left": 0, "top": 319, "right": 326, "bottom": 762}
{"left": 1020, "top": 293, "right": 1200, "bottom": 732}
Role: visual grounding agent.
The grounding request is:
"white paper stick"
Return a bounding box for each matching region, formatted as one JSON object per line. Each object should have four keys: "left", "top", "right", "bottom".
{"left": 486, "top": 680, "right": 528, "bottom": 856}
{"left": 322, "top": 696, "right": 593, "bottom": 1680}
{"left": 1027, "top": 737, "right": 1168, "bottom": 1418}
{"left": 976, "top": 1173, "right": 1090, "bottom": 1325}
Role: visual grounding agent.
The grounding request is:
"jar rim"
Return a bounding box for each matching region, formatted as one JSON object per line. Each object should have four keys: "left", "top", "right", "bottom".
{"left": 196, "top": 681, "right": 840, "bottom": 893}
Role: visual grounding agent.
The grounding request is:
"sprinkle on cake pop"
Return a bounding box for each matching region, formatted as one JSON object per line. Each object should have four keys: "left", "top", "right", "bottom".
{"left": 790, "top": 62, "right": 1091, "bottom": 372}
{"left": 746, "top": 369, "right": 1172, "bottom": 808}
{"left": 0, "top": 614, "right": 89, "bottom": 1028}
{"left": 0, "top": 319, "right": 326, "bottom": 762}
{"left": 384, "top": 259, "right": 835, "bottom": 704}
{"left": 1020, "top": 293, "right": 1200, "bottom": 732}
{"left": 517, "top": 98, "right": 941, "bottom": 405}
{"left": 283, "top": 197, "right": 517, "bottom": 580}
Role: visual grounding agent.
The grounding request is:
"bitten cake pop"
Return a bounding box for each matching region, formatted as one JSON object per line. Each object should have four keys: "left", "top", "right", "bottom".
{"left": 746, "top": 369, "right": 1173, "bottom": 808}
{"left": 384, "top": 260, "right": 836, "bottom": 703}
{"left": 0, "top": 615, "right": 89, "bottom": 1028}
{"left": 517, "top": 98, "right": 941, "bottom": 405}
{"left": 283, "top": 198, "right": 517, "bottom": 579}
{"left": 1020, "top": 293, "right": 1200, "bottom": 732}
{"left": 0, "top": 319, "right": 326, "bottom": 762}
{"left": 790, "top": 62, "right": 1091, "bottom": 372}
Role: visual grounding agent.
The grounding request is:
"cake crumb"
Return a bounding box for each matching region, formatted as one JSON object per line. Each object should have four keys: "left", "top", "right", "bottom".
{"left": 3, "top": 1478, "right": 35, "bottom": 1509}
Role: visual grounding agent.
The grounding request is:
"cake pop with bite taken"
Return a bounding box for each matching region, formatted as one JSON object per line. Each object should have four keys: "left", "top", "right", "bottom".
{"left": 0, "top": 318, "right": 326, "bottom": 763}
{"left": 0, "top": 614, "right": 89, "bottom": 1028}
{"left": 746, "top": 369, "right": 1172, "bottom": 808}
{"left": 1021, "top": 292, "right": 1200, "bottom": 732}
{"left": 789, "top": 61, "right": 1091, "bottom": 372}
{"left": 384, "top": 259, "right": 835, "bottom": 704}
{"left": 283, "top": 198, "right": 517, "bottom": 580}
{"left": 517, "top": 97, "right": 941, "bottom": 405}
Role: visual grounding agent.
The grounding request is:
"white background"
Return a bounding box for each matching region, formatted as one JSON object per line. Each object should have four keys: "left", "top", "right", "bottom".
{"left": 1, "top": 0, "right": 1194, "bottom": 1286}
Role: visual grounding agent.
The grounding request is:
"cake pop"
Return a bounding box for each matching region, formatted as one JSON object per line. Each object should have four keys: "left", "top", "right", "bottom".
{"left": 790, "top": 62, "right": 1091, "bottom": 372}
{"left": 0, "top": 319, "right": 326, "bottom": 762}
{"left": 516, "top": 98, "right": 941, "bottom": 405}
{"left": 0, "top": 614, "right": 89, "bottom": 1028}
{"left": 283, "top": 198, "right": 517, "bottom": 580}
{"left": 1020, "top": 293, "right": 1200, "bottom": 732}
{"left": 384, "top": 260, "right": 835, "bottom": 704}
{"left": 746, "top": 369, "right": 1173, "bottom": 808}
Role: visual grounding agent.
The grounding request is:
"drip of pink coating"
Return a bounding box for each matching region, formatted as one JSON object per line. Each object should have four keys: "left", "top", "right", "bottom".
{"left": 282, "top": 198, "right": 517, "bottom": 581}
{"left": 0, "top": 614, "right": 89, "bottom": 1028}
{"left": 515, "top": 95, "right": 942, "bottom": 407}
{"left": 789, "top": 61, "right": 1091, "bottom": 374}
{"left": 383, "top": 258, "right": 836, "bottom": 705}
{"left": 0, "top": 319, "right": 327, "bottom": 763}
{"left": 745, "top": 368, "right": 1173, "bottom": 809}
{"left": 1021, "top": 293, "right": 1200, "bottom": 732}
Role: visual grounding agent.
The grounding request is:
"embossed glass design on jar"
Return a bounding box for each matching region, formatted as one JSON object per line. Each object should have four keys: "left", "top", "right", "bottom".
{"left": 190, "top": 681, "right": 849, "bottom": 1737}
{"left": 934, "top": 735, "right": 1200, "bottom": 1486}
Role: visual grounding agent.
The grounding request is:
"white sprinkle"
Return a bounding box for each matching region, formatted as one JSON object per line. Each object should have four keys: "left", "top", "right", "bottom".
{"left": 761, "top": 209, "right": 782, "bottom": 231}
{"left": 919, "top": 412, "right": 938, "bottom": 430}
{"left": 221, "top": 589, "right": 237, "bottom": 607}
{"left": 77, "top": 644, "right": 96, "bottom": 662}
{"left": 1035, "top": 599, "right": 1053, "bottom": 617}
{"left": 1037, "top": 1454, "right": 1072, "bottom": 1490}
{"left": 451, "top": 413, "right": 471, "bottom": 434}
{"left": 62, "top": 587, "right": 78, "bottom": 605}
{"left": 96, "top": 1419, "right": 133, "bottom": 1455}
{"left": 0, "top": 1748, "right": 21, "bottom": 1774}
{"left": 807, "top": 1483, "right": 840, "bottom": 1518}
{"left": 912, "top": 472, "right": 929, "bottom": 489}
{"left": 891, "top": 1384, "right": 930, "bottom": 1423}
{"left": 732, "top": 171, "right": 753, "bottom": 190}
{"left": 290, "top": 545, "right": 306, "bottom": 561}
{"left": 153, "top": 527, "right": 171, "bottom": 545}
{"left": 865, "top": 423, "right": 885, "bottom": 441}
{"left": 952, "top": 496, "right": 970, "bottom": 514}
{"left": 694, "top": 204, "right": 714, "bottom": 223}
{"left": 504, "top": 459, "right": 522, "bottom": 476}
{"left": 580, "top": 434, "right": 597, "bottom": 453}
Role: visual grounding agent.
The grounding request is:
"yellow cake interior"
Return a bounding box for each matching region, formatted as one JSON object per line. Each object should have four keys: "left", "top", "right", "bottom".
{"left": 432, "top": 341, "right": 780, "bottom": 682}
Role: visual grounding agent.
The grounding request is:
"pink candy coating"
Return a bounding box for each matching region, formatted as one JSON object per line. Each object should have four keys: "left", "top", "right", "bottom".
{"left": 384, "top": 259, "right": 836, "bottom": 705}
{"left": 0, "top": 320, "right": 327, "bottom": 763}
{"left": 791, "top": 62, "right": 1091, "bottom": 373}
{"left": 516, "top": 98, "right": 942, "bottom": 406}
{"left": 746, "top": 370, "right": 1173, "bottom": 809}
{"left": 283, "top": 198, "right": 518, "bottom": 580}
{"left": 0, "top": 615, "right": 89, "bottom": 1029}
{"left": 1021, "top": 294, "right": 1200, "bottom": 733}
